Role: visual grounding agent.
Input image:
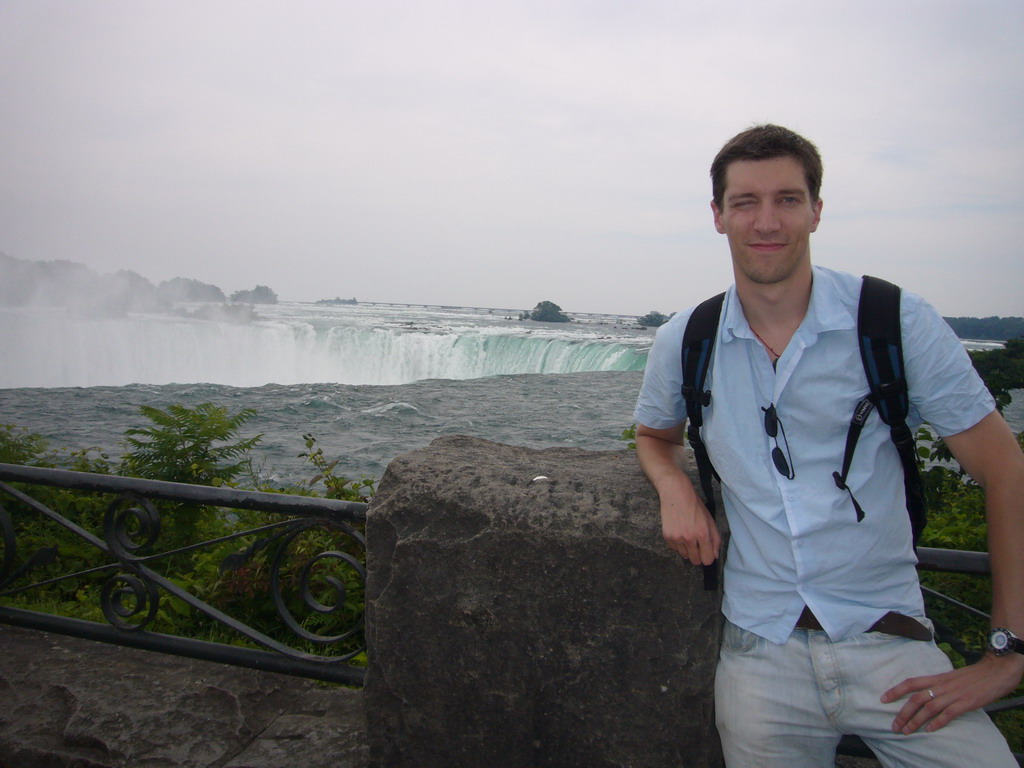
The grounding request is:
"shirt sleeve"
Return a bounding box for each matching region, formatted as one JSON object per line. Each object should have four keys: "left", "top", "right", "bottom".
{"left": 901, "top": 290, "right": 995, "bottom": 436}
{"left": 632, "top": 309, "right": 691, "bottom": 429}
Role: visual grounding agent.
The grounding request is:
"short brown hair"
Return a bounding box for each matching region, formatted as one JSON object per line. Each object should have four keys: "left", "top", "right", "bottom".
{"left": 710, "top": 125, "right": 823, "bottom": 208}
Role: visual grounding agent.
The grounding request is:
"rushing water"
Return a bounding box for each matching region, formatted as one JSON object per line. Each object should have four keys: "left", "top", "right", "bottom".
{"left": 0, "top": 302, "right": 1019, "bottom": 486}
{"left": 0, "top": 372, "right": 644, "bottom": 485}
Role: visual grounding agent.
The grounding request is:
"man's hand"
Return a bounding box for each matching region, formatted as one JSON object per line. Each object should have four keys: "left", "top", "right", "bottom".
{"left": 881, "top": 652, "right": 1024, "bottom": 734}
{"left": 634, "top": 422, "right": 721, "bottom": 566}
{"left": 658, "top": 474, "right": 721, "bottom": 566}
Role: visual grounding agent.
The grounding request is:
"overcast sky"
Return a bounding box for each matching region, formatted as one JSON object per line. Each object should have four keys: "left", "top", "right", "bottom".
{"left": 1, "top": 0, "right": 1021, "bottom": 317}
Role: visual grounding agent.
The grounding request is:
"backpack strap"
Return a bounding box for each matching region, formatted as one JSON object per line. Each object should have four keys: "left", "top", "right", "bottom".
{"left": 833, "top": 275, "right": 927, "bottom": 544}
{"left": 681, "top": 292, "right": 726, "bottom": 590}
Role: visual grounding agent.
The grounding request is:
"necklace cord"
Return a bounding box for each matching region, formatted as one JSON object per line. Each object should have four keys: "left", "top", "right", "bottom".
{"left": 751, "top": 326, "right": 780, "bottom": 358}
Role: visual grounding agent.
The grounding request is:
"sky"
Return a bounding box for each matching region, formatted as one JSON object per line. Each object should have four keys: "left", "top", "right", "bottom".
{"left": 1, "top": 0, "right": 1022, "bottom": 317}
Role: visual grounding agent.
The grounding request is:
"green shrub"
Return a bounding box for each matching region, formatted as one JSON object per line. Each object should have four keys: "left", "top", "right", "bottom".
{"left": 0, "top": 424, "right": 49, "bottom": 465}
{"left": 120, "top": 403, "right": 262, "bottom": 487}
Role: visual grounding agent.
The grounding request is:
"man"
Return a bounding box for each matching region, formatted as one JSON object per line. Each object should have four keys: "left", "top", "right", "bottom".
{"left": 633, "top": 124, "right": 1024, "bottom": 766}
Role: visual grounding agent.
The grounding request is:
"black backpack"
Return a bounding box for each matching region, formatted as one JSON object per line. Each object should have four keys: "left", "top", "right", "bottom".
{"left": 681, "top": 275, "right": 926, "bottom": 590}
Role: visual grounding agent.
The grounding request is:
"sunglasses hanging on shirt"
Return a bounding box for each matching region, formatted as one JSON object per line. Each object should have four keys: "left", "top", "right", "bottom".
{"left": 762, "top": 404, "right": 795, "bottom": 480}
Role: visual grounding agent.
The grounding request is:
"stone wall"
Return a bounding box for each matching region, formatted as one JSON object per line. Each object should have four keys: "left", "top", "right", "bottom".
{"left": 364, "top": 436, "right": 726, "bottom": 768}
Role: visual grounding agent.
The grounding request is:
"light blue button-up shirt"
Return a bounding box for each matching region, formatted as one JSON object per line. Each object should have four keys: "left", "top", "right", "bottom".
{"left": 634, "top": 266, "right": 994, "bottom": 644}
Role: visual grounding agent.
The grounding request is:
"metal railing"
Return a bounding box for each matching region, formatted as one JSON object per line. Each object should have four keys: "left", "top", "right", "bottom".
{"left": 0, "top": 462, "right": 368, "bottom": 686}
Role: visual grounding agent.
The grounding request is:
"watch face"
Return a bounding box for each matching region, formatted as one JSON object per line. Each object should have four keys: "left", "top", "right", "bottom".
{"left": 992, "top": 631, "right": 1009, "bottom": 651}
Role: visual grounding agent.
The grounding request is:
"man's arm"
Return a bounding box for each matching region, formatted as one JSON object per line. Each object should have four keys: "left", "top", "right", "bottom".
{"left": 882, "top": 410, "right": 1024, "bottom": 734}
{"left": 635, "top": 422, "right": 721, "bottom": 566}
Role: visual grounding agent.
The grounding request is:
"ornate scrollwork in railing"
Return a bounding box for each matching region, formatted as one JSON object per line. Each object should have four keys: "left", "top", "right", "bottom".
{"left": 0, "top": 463, "right": 368, "bottom": 684}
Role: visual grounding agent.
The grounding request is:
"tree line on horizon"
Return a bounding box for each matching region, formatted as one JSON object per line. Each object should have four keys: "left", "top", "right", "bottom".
{"left": 943, "top": 316, "right": 1024, "bottom": 342}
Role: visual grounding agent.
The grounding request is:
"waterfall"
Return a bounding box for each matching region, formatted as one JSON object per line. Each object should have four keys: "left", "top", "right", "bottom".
{"left": 0, "top": 307, "right": 649, "bottom": 388}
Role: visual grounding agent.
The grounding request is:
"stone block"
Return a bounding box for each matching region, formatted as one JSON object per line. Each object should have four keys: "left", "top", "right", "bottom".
{"left": 364, "top": 436, "right": 724, "bottom": 768}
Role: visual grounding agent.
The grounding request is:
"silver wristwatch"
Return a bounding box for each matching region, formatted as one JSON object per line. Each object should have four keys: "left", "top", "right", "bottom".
{"left": 988, "top": 627, "right": 1024, "bottom": 656}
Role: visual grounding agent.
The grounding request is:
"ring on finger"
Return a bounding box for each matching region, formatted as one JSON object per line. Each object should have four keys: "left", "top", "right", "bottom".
{"left": 927, "top": 689, "right": 936, "bottom": 700}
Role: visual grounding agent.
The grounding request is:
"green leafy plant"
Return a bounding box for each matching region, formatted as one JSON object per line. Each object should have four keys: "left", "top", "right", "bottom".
{"left": 116, "top": 404, "right": 264, "bottom": 553}
{"left": 120, "top": 403, "right": 262, "bottom": 487}
{"left": 0, "top": 424, "right": 49, "bottom": 465}
{"left": 620, "top": 424, "right": 637, "bottom": 450}
{"left": 298, "top": 433, "right": 376, "bottom": 502}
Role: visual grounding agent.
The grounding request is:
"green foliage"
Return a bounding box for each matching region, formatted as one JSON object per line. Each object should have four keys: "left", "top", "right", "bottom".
{"left": 0, "top": 424, "right": 50, "bottom": 465}
{"left": 298, "top": 433, "right": 376, "bottom": 502}
{"left": 120, "top": 404, "right": 262, "bottom": 487}
{"left": 0, "top": 428, "right": 116, "bottom": 615}
{"left": 117, "top": 403, "right": 265, "bottom": 552}
{"left": 969, "top": 337, "right": 1024, "bottom": 412}
{"left": 620, "top": 424, "right": 636, "bottom": 450}
{"left": 140, "top": 509, "right": 366, "bottom": 659}
{"left": 520, "top": 300, "right": 571, "bottom": 323}
{"left": 0, "top": 424, "right": 112, "bottom": 474}
{"left": 637, "top": 311, "right": 671, "bottom": 328}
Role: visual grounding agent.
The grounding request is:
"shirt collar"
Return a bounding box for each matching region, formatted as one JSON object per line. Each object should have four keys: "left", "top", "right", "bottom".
{"left": 720, "top": 265, "right": 856, "bottom": 345}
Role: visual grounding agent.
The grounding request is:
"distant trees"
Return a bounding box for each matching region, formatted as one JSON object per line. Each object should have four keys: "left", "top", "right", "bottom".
{"left": 158, "top": 277, "right": 226, "bottom": 303}
{"left": 637, "top": 311, "right": 671, "bottom": 328}
{"left": 943, "top": 316, "right": 1024, "bottom": 341}
{"left": 520, "top": 301, "right": 571, "bottom": 323}
{"left": 230, "top": 285, "right": 278, "bottom": 304}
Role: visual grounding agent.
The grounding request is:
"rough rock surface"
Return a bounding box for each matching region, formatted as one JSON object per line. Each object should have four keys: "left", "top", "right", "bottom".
{"left": 364, "top": 436, "right": 727, "bottom": 768}
{"left": 0, "top": 625, "right": 368, "bottom": 768}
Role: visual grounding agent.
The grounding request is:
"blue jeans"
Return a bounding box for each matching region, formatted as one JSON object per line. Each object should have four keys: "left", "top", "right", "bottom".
{"left": 715, "top": 619, "right": 1017, "bottom": 767}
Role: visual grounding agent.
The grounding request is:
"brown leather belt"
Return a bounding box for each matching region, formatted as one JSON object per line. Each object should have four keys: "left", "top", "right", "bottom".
{"left": 796, "top": 606, "right": 932, "bottom": 641}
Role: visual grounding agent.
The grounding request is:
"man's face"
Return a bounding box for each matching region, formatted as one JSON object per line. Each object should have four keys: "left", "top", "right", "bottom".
{"left": 711, "top": 156, "right": 822, "bottom": 289}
